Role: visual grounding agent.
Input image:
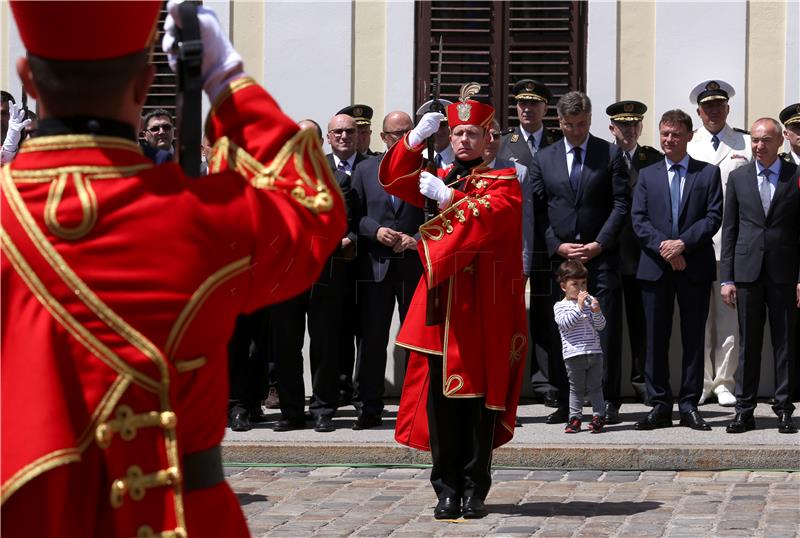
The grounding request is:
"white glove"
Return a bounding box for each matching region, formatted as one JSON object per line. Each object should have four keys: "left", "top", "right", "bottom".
{"left": 1, "top": 102, "right": 32, "bottom": 164}
{"left": 162, "top": 0, "right": 244, "bottom": 103}
{"left": 419, "top": 171, "right": 453, "bottom": 209}
{"left": 408, "top": 112, "right": 446, "bottom": 147}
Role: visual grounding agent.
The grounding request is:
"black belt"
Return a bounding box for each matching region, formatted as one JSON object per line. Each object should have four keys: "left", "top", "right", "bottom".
{"left": 182, "top": 445, "right": 224, "bottom": 491}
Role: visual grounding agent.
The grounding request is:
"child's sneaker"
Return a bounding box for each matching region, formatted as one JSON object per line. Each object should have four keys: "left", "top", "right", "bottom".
{"left": 588, "top": 415, "right": 605, "bottom": 433}
{"left": 564, "top": 417, "right": 581, "bottom": 433}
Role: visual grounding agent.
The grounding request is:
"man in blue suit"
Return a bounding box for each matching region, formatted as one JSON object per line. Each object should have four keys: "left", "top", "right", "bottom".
{"left": 531, "top": 91, "right": 630, "bottom": 425}
{"left": 350, "top": 111, "right": 425, "bottom": 430}
{"left": 632, "top": 109, "right": 723, "bottom": 431}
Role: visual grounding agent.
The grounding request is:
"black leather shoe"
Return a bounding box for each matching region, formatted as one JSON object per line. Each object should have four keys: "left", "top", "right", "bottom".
{"left": 352, "top": 414, "right": 382, "bottom": 430}
{"left": 726, "top": 413, "right": 756, "bottom": 433}
{"left": 679, "top": 410, "right": 711, "bottom": 431}
{"left": 314, "top": 415, "right": 335, "bottom": 433}
{"left": 634, "top": 410, "right": 672, "bottom": 430}
{"left": 433, "top": 497, "right": 461, "bottom": 520}
{"left": 604, "top": 402, "right": 621, "bottom": 425}
{"left": 229, "top": 410, "right": 251, "bottom": 432}
{"left": 273, "top": 418, "right": 306, "bottom": 432}
{"left": 461, "top": 496, "right": 487, "bottom": 519}
{"left": 543, "top": 391, "right": 560, "bottom": 408}
{"left": 777, "top": 412, "right": 797, "bottom": 434}
{"left": 249, "top": 407, "right": 270, "bottom": 424}
{"left": 545, "top": 407, "right": 569, "bottom": 424}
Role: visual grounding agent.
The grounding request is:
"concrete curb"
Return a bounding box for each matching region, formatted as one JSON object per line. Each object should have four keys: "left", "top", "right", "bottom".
{"left": 222, "top": 442, "right": 800, "bottom": 471}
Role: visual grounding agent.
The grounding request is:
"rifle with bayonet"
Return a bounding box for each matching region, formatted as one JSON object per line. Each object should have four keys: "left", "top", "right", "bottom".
{"left": 424, "top": 36, "right": 445, "bottom": 326}
{"left": 175, "top": 1, "right": 203, "bottom": 176}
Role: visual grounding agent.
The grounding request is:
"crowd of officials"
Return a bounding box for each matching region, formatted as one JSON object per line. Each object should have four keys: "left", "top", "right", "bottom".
{"left": 2, "top": 0, "right": 799, "bottom": 531}
{"left": 215, "top": 78, "right": 798, "bottom": 436}
{"left": 4, "top": 78, "right": 799, "bottom": 436}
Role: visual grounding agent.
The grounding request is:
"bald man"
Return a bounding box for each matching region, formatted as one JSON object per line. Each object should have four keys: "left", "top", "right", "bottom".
{"left": 350, "top": 111, "right": 425, "bottom": 429}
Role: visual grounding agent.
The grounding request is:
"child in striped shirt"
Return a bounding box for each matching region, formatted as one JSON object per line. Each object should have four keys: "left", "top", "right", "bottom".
{"left": 553, "top": 260, "right": 607, "bottom": 433}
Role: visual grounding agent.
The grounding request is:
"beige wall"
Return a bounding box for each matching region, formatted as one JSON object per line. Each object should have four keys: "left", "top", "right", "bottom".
{"left": 617, "top": 0, "right": 788, "bottom": 145}
{"left": 618, "top": 1, "right": 657, "bottom": 145}
{"left": 354, "top": 0, "right": 388, "bottom": 151}
{"left": 745, "top": 1, "right": 786, "bottom": 128}
{"left": 231, "top": 1, "right": 264, "bottom": 86}
{"left": 1, "top": 3, "right": 7, "bottom": 89}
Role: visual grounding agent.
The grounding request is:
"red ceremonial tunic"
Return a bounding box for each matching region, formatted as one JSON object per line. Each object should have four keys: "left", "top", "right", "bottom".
{"left": 0, "top": 77, "right": 346, "bottom": 537}
{"left": 379, "top": 135, "right": 528, "bottom": 451}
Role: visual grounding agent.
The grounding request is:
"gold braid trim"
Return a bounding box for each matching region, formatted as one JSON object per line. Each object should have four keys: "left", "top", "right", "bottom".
{"left": 209, "top": 76, "right": 258, "bottom": 113}
{"left": 1, "top": 172, "right": 186, "bottom": 529}
{"left": 1, "top": 448, "right": 81, "bottom": 505}
{"left": 210, "top": 130, "right": 339, "bottom": 215}
{"left": 44, "top": 172, "right": 98, "bottom": 240}
{"left": 18, "top": 135, "right": 143, "bottom": 154}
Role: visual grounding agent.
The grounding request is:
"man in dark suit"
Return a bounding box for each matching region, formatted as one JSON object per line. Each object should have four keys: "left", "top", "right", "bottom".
{"left": 269, "top": 119, "right": 359, "bottom": 433}
{"left": 350, "top": 111, "right": 425, "bottom": 429}
{"left": 531, "top": 91, "right": 630, "bottom": 425}
{"left": 720, "top": 118, "right": 799, "bottom": 434}
{"left": 326, "top": 113, "right": 366, "bottom": 406}
{"left": 606, "top": 101, "right": 663, "bottom": 406}
{"left": 498, "top": 79, "right": 563, "bottom": 406}
{"left": 632, "top": 109, "right": 723, "bottom": 431}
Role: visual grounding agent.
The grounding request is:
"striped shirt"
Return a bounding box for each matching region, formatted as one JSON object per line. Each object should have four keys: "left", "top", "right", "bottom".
{"left": 553, "top": 298, "right": 606, "bottom": 359}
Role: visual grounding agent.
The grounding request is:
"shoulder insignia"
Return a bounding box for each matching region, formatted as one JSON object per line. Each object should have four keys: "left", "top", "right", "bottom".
{"left": 733, "top": 127, "right": 750, "bottom": 134}
{"left": 510, "top": 134, "right": 519, "bottom": 143}
{"left": 779, "top": 152, "right": 792, "bottom": 163}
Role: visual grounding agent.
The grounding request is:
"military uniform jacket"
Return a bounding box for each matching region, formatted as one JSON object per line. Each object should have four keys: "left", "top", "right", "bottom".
{"left": 497, "top": 126, "right": 562, "bottom": 286}
{"left": 619, "top": 144, "right": 663, "bottom": 275}
{"left": 0, "top": 78, "right": 346, "bottom": 537}
{"left": 687, "top": 123, "right": 751, "bottom": 259}
{"left": 378, "top": 135, "right": 527, "bottom": 452}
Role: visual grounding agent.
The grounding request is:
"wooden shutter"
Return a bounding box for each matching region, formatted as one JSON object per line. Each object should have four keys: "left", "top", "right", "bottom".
{"left": 143, "top": 4, "right": 177, "bottom": 126}
{"left": 415, "top": 1, "right": 587, "bottom": 130}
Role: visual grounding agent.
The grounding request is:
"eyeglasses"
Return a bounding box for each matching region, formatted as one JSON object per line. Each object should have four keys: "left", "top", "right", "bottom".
{"left": 329, "top": 128, "right": 356, "bottom": 137}
{"left": 383, "top": 129, "right": 411, "bottom": 138}
{"left": 147, "top": 124, "right": 173, "bottom": 133}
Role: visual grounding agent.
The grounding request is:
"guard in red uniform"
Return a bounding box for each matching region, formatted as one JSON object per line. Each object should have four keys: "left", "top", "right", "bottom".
{"left": 379, "top": 85, "right": 527, "bottom": 520}
{"left": 1, "top": 2, "right": 346, "bottom": 537}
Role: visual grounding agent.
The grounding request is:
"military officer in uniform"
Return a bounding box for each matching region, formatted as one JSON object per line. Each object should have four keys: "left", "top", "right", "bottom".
{"left": 606, "top": 100, "right": 662, "bottom": 408}
{"left": 780, "top": 103, "right": 800, "bottom": 165}
{"left": 779, "top": 103, "right": 800, "bottom": 404}
{"left": 497, "top": 78, "right": 563, "bottom": 406}
{"left": 686, "top": 79, "right": 752, "bottom": 407}
{"left": 339, "top": 103, "right": 381, "bottom": 157}
{"left": 1, "top": 2, "right": 346, "bottom": 536}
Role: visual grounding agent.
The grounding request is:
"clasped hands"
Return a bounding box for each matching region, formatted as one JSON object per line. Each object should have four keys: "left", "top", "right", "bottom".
{"left": 376, "top": 227, "right": 417, "bottom": 253}
{"left": 556, "top": 242, "right": 603, "bottom": 263}
{"left": 659, "top": 239, "right": 686, "bottom": 271}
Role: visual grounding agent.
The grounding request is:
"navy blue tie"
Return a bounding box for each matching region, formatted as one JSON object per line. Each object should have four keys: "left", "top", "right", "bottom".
{"left": 435, "top": 153, "right": 443, "bottom": 169}
{"left": 670, "top": 164, "right": 682, "bottom": 238}
{"left": 569, "top": 147, "right": 582, "bottom": 192}
{"left": 711, "top": 134, "right": 720, "bottom": 151}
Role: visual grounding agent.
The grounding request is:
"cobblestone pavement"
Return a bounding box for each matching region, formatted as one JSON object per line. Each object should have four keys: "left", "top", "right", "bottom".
{"left": 227, "top": 466, "right": 799, "bottom": 537}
